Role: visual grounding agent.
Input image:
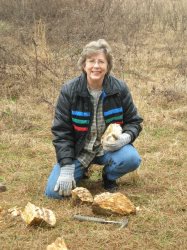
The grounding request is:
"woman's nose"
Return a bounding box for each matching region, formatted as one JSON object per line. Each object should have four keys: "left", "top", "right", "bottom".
{"left": 93, "top": 61, "right": 99, "bottom": 67}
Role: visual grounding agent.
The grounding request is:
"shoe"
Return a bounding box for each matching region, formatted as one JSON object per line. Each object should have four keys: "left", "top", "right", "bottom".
{"left": 102, "top": 173, "right": 118, "bottom": 193}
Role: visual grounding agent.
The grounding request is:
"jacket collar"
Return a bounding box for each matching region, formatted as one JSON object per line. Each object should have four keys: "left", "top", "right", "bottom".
{"left": 77, "top": 73, "right": 89, "bottom": 97}
{"left": 77, "top": 73, "right": 119, "bottom": 97}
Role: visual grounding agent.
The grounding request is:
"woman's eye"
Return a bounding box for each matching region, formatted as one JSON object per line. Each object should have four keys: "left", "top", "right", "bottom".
{"left": 87, "top": 59, "right": 106, "bottom": 65}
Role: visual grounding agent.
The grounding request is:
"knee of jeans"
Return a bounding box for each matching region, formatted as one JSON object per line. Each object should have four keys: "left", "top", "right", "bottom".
{"left": 131, "top": 155, "right": 141, "bottom": 170}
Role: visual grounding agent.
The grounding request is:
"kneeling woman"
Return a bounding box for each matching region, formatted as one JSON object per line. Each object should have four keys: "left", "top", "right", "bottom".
{"left": 45, "top": 39, "right": 143, "bottom": 199}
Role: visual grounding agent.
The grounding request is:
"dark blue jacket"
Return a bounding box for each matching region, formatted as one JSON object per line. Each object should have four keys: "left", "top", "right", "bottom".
{"left": 52, "top": 73, "right": 143, "bottom": 166}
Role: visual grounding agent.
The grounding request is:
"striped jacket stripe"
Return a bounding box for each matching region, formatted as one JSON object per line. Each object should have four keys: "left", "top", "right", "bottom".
{"left": 105, "top": 115, "right": 123, "bottom": 123}
{"left": 104, "top": 107, "right": 123, "bottom": 116}
{"left": 73, "top": 124, "right": 88, "bottom": 131}
{"left": 72, "top": 118, "right": 89, "bottom": 124}
{"left": 71, "top": 110, "right": 90, "bottom": 117}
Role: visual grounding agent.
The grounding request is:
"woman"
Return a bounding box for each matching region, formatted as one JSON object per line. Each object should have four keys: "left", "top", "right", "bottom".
{"left": 45, "top": 39, "right": 143, "bottom": 199}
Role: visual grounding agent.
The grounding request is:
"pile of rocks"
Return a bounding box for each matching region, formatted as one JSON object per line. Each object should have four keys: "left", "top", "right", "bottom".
{"left": 1, "top": 186, "right": 137, "bottom": 250}
{"left": 72, "top": 187, "right": 136, "bottom": 216}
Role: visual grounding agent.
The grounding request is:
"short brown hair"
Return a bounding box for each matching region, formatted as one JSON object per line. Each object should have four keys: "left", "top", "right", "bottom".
{"left": 78, "top": 39, "right": 113, "bottom": 74}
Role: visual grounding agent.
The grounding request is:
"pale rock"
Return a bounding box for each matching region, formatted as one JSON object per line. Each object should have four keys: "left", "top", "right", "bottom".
{"left": 71, "top": 187, "right": 93, "bottom": 205}
{"left": 136, "top": 206, "right": 141, "bottom": 212}
{"left": 8, "top": 207, "right": 21, "bottom": 217}
{"left": 92, "top": 192, "right": 136, "bottom": 216}
{"left": 47, "top": 237, "right": 68, "bottom": 250}
{"left": 101, "top": 124, "right": 122, "bottom": 146}
{"left": 21, "top": 202, "right": 56, "bottom": 226}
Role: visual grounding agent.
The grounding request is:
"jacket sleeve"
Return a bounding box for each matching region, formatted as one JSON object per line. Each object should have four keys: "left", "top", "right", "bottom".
{"left": 121, "top": 82, "right": 143, "bottom": 142}
{"left": 51, "top": 84, "right": 75, "bottom": 166}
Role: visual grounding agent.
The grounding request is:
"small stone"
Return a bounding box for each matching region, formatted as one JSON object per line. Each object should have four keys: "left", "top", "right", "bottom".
{"left": 46, "top": 237, "right": 68, "bottom": 250}
{"left": 21, "top": 202, "right": 56, "bottom": 227}
{"left": 71, "top": 187, "right": 93, "bottom": 205}
{"left": 8, "top": 207, "right": 21, "bottom": 217}
{"left": 136, "top": 206, "right": 141, "bottom": 212}
{"left": 92, "top": 192, "right": 136, "bottom": 216}
{"left": 0, "top": 183, "right": 7, "bottom": 192}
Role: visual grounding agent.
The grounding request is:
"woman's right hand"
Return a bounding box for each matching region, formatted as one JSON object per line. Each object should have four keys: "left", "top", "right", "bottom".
{"left": 54, "top": 164, "right": 76, "bottom": 196}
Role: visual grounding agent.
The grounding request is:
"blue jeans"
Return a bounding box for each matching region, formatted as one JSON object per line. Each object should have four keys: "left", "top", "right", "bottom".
{"left": 45, "top": 144, "right": 141, "bottom": 199}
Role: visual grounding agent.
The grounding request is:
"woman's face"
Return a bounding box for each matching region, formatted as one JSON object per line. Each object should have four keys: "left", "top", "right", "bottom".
{"left": 83, "top": 52, "right": 108, "bottom": 85}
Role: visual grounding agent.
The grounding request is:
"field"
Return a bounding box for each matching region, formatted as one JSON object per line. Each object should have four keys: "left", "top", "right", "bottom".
{"left": 0, "top": 1, "right": 187, "bottom": 249}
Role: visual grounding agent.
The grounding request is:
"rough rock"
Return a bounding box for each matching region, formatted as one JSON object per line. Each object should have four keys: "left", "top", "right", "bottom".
{"left": 92, "top": 192, "right": 136, "bottom": 216}
{"left": 101, "top": 123, "right": 122, "bottom": 146}
{"left": 0, "top": 183, "right": 7, "bottom": 192}
{"left": 21, "top": 202, "right": 56, "bottom": 226}
{"left": 71, "top": 187, "right": 93, "bottom": 205}
{"left": 46, "top": 237, "right": 68, "bottom": 250}
{"left": 8, "top": 207, "right": 21, "bottom": 217}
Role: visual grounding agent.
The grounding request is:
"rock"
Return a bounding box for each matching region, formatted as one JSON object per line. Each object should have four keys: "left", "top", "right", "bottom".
{"left": 92, "top": 192, "right": 136, "bottom": 216}
{"left": 8, "top": 207, "right": 21, "bottom": 217}
{"left": 21, "top": 202, "right": 56, "bottom": 227}
{"left": 46, "top": 237, "right": 68, "bottom": 250}
{"left": 0, "top": 183, "right": 7, "bottom": 192}
{"left": 71, "top": 187, "right": 93, "bottom": 205}
{"left": 0, "top": 206, "right": 3, "bottom": 212}
{"left": 136, "top": 206, "right": 141, "bottom": 212}
{"left": 101, "top": 124, "right": 122, "bottom": 146}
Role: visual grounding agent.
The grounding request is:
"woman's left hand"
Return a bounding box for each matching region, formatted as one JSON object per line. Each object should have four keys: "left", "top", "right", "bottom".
{"left": 102, "top": 133, "right": 131, "bottom": 152}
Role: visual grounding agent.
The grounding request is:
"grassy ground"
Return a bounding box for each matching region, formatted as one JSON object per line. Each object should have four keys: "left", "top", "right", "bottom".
{"left": 0, "top": 31, "right": 187, "bottom": 250}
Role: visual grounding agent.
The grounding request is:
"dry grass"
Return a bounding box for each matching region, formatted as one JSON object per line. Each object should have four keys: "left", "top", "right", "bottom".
{"left": 0, "top": 1, "right": 187, "bottom": 249}
{"left": 1, "top": 53, "right": 186, "bottom": 250}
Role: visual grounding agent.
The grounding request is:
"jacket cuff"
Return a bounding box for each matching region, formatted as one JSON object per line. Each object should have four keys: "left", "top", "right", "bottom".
{"left": 59, "top": 158, "right": 74, "bottom": 167}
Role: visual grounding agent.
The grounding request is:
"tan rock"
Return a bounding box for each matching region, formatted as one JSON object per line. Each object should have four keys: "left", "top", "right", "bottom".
{"left": 71, "top": 187, "right": 93, "bottom": 205}
{"left": 46, "top": 237, "right": 68, "bottom": 250}
{"left": 21, "top": 202, "right": 56, "bottom": 227}
{"left": 101, "top": 124, "right": 122, "bottom": 146}
{"left": 92, "top": 192, "right": 136, "bottom": 216}
{"left": 8, "top": 207, "right": 21, "bottom": 217}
